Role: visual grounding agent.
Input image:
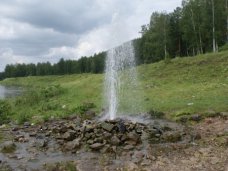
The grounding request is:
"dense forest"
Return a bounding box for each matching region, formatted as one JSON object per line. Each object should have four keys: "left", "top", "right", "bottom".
{"left": 0, "top": 53, "right": 105, "bottom": 79}
{"left": 0, "top": 0, "right": 227, "bottom": 80}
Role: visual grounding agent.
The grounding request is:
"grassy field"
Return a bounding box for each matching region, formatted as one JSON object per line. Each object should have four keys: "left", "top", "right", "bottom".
{"left": 0, "top": 51, "right": 227, "bottom": 123}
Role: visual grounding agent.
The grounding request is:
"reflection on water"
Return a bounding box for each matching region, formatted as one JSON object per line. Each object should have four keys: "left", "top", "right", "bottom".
{"left": 0, "top": 85, "right": 23, "bottom": 99}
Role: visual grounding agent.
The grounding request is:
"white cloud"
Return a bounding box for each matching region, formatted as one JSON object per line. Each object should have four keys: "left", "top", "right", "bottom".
{"left": 0, "top": 48, "right": 26, "bottom": 70}
{"left": 65, "top": 0, "right": 183, "bottom": 57}
{"left": 0, "top": 0, "right": 182, "bottom": 71}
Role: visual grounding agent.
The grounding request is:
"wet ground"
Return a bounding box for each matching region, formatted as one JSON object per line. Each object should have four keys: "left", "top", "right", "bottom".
{"left": 0, "top": 114, "right": 227, "bottom": 171}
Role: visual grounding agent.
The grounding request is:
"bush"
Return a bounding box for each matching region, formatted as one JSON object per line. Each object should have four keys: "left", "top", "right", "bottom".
{"left": 75, "top": 102, "right": 96, "bottom": 115}
{"left": 41, "top": 84, "right": 63, "bottom": 98}
{"left": 15, "top": 84, "right": 64, "bottom": 106}
{"left": 41, "top": 101, "right": 59, "bottom": 111}
{"left": 0, "top": 100, "right": 12, "bottom": 124}
{"left": 219, "top": 43, "right": 228, "bottom": 52}
{"left": 149, "top": 109, "right": 165, "bottom": 118}
{"left": 16, "top": 113, "right": 31, "bottom": 124}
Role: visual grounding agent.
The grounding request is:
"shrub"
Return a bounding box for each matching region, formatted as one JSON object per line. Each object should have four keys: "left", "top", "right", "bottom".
{"left": 41, "top": 84, "right": 63, "bottom": 98}
{"left": 15, "top": 84, "right": 64, "bottom": 106}
{"left": 148, "top": 109, "right": 165, "bottom": 118}
{"left": 75, "top": 102, "right": 96, "bottom": 115}
{"left": 16, "top": 113, "right": 31, "bottom": 124}
{"left": 0, "top": 100, "right": 12, "bottom": 124}
{"left": 219, "top": 43, "right": 228, "bottom": 52}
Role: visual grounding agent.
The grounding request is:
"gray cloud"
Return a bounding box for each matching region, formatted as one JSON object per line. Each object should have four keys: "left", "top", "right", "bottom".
{"left": 0, "top": 0, "right": 113, "bottom": 33}
{"left": 0, "top": 0, "right": 182, "bottom": 71}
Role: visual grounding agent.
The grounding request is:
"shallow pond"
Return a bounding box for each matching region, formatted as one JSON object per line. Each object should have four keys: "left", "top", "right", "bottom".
{"left": 0, "top": 85, "right": 23, "bottom": 99}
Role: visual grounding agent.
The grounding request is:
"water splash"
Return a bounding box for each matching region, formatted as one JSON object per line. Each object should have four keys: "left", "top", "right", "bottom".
{"left": 104, "top": 41, "right": 141, "bottom": 120}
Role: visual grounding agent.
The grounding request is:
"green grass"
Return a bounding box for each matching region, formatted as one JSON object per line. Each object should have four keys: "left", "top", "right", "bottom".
{"left": 0, "top": 51, "right": 228, "bottom": 123}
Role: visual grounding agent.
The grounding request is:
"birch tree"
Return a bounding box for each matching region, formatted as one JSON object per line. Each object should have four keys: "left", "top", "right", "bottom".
{"left": 226, "top": 0, "right": 228, "bottom": 42}
{"left": 211, "top": 0, "right": 216, "bottom": 52}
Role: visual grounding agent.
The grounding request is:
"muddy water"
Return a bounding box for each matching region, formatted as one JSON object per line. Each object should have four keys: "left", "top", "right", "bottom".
{"left": 0, "top": 128, "right": 79, "bottom": 171}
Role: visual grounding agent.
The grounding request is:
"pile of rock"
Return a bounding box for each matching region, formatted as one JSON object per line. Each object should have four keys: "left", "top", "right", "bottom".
{"left": 48, "top": 118, "right": 186, "bottom": 153}
{"left": 51, "top": 119, "right": 148, "bottom": 153}
{"left": 10, "top": 116, "right": 188, "bottom": 154}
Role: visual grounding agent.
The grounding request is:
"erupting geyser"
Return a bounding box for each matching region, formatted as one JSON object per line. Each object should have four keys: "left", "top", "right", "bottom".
{"left": 104, "top": 41, "right": 141, "bottom": 120}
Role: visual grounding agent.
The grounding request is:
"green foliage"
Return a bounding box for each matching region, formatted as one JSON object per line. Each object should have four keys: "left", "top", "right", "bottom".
{"left": 219, "top": 43, "right": 228, "bottom": 52}
{"left": 43, "top": 161, "right": 77, "bottom": 171}
{"left": 0, "top": 100, "right": 12, "bottom": 124}
{"left": 16, "top": 113, "right": 31, "bottom": 124}
{"left": 75, "top": 102, "right": 96, "bottom": 115}
{"left": 15, "top": 84, "right": 63, "bottom": 106}
{"left": 149, "top": 109, "right": 165, "bottom": 118}
{"left": 2, "top": 52, "right": 105, "bottom": 79}
{"left": 41, "top": 84, "right": 63, "bottom": 98}
{"left": 138, "top": 0, "right": 227, "bottom": 62}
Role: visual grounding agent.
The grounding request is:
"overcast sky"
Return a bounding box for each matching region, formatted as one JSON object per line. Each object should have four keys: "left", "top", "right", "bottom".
{"left": 0, "top": 0, "right": 182, "bottom": 71}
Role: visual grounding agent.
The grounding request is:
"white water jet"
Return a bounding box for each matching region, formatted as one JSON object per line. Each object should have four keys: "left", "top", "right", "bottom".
{"left": 104, "top": 41, "right": 141, "bottom": 120}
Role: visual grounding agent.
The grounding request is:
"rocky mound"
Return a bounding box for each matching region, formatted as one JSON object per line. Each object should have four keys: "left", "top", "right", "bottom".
{"left": 17, "top": 117, "right": 192, "bottom": 154}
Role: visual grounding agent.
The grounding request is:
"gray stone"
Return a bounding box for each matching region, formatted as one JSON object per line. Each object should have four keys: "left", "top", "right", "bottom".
{"left": 110, "top": 135, "right": 120, "bottom": 145}
{"left": 29, "top": 132, "right": 37, "bottom": 137}
{"left": 161, "top": 131, "right": 182, "bottom": 142}
{"left": 84, "top": 125, "right": 94, "bottom": 133}
{"left": 84, "top": 132, "right": 92, "bottom": 139}
{"left": 128, "top": 124, "right": 136, "bottom": 131}
{"left": 65, "top": 138, "right": 81, "bottom": 151}
{"left": 86, "top": 139, "right": 94, "bottom": 145}
{"left": 127, "top": 132, "right": 140, "bottom": 143}
{"left": 12, "top": 127, "right": 20, "bottom": 131}
{"left": 14, "top": 135, "right": 25, "bottom": 142}
{"left": 141, "top": 159, "right": 151, "bottom": 166}
{"left": 148, "top": 128, "right": 159, "bottom": 136}
{"left": 123, "top": 145, "right": 134, "bottom": 151}
{"left": 59, "top": 126, "right": 68, "bottom": 133}
{"left": 90, "top": 143, "right": 104, "bottom": 150}
{"left": 135, "top": 127, "right": 143, "bottom": 134}
{"left": 24, "top": 122, "right": 31, "bottom": 127}
{"left": 121, "top": 134, "right": 127, "bottom": 142}
{"left": 62, "top": 130, "right": 76, "bottom": 141}
{"left": 100, "top": 144, "right": 111, "bottom": 153}
{"left": 67, "top": 124, "right": 77, "bottom": 130}
{"left": 190, "top": 114, "right": 202, "bottom": 122}
{"left": 93, "top": 137, "right": 103, "bottom": 143}
{"left": 35, "top": 139, "right": 48, "bottom": 148}
{"left": 84, "top": 110, "right": 96, "bottom": 119}
{"left": 101, "top": 122, "right": 115, "bottom": 132}
{"left": 117, "top": 121, "right": 127, "bottom": 133}
{"left": 103, "top": 132, "right": 112, "bottom": 140}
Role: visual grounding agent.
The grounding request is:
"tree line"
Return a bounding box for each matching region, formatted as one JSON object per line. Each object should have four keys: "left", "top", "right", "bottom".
{"left": 0, "top": 52, "right": 105, "bottom": 79}
{"left": 0, "top": 0, "right": 227, "bottom": 80}
{"left": 135, "top": 0, "right": 228, "bottom": 64}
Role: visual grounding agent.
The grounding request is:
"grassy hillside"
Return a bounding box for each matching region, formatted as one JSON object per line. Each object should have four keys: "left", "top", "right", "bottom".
{"left": 1, "top": 51, "right": 227, "bottom": 123}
